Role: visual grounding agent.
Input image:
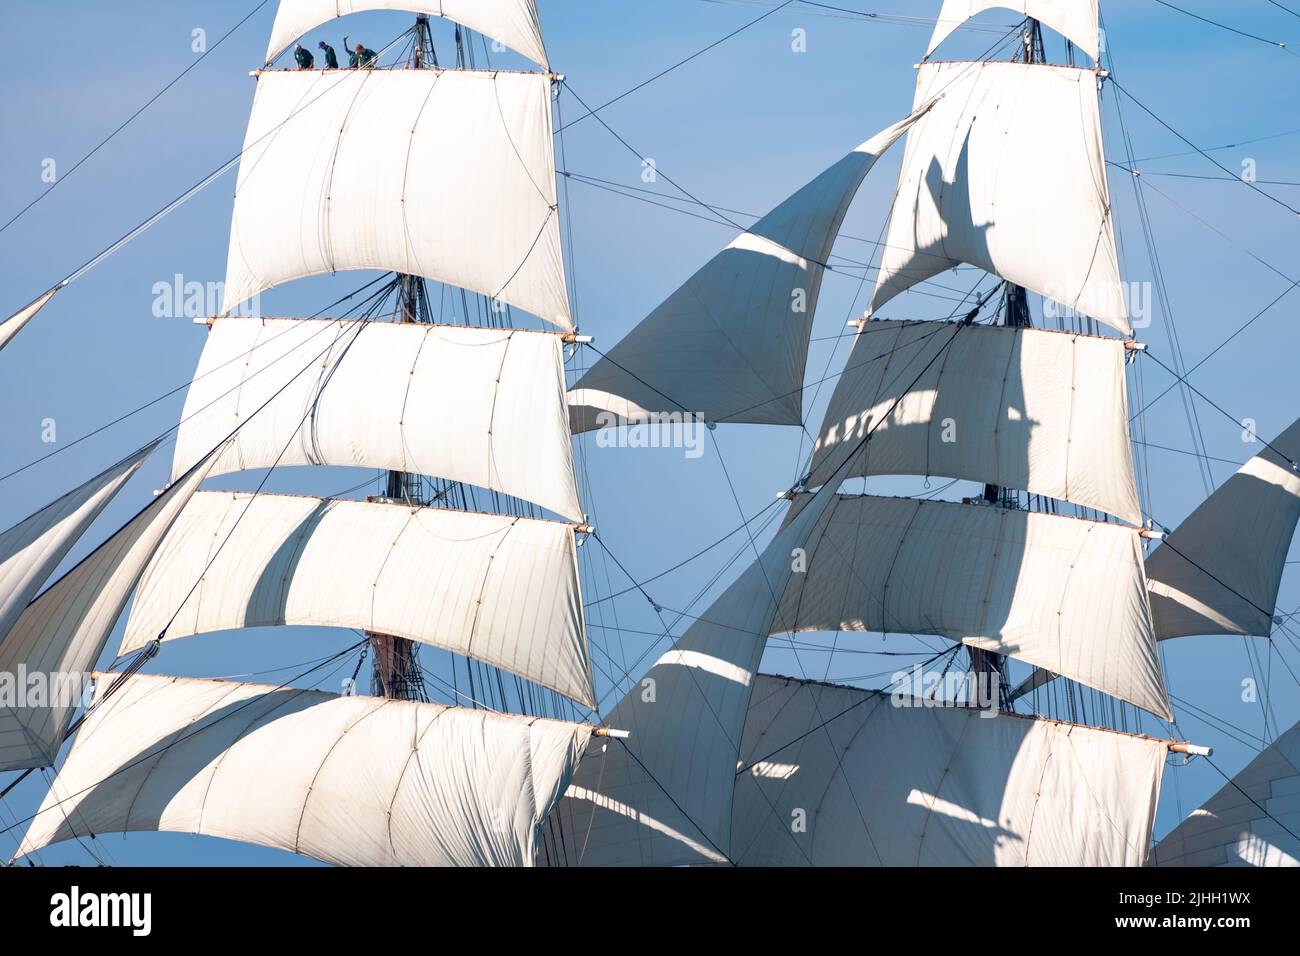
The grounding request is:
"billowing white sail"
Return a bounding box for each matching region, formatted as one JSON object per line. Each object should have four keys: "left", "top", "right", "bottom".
{"left": 808, "top": 320, "right": 1140, "bottom": 524}
{"left": 1151, "top": 720, "right": 1300, "bottom": 867}
{"left": 731, "top": 675, "right": 1165, "bottom": 866}
{"left": 568, "top": 111, "right": 927, "bottom": 432}
{"left": 776, "top": 494, "right": 1171, "bottom": 719}
{"left": 0, "top": 444, "right": 157, "bottom": 645}
{"left": 548, "top": 484, "right": 838, "bottom": 866}
{"left": 927, "top": 1, "right": 1101, "bottom": 61}
{"left": 121, "top": 491, "right": 594, "bottom": 707}
{"left": 266, "top": 0, "right": 549, "bottom": 69}
{"left": 871, "top": 62, "right": 1128, "bottom": 335}
{"left": 17, "top": 673, "right": 592, "bottom": 867}
{"left": 0, "top": 288, "right": 59, "bottom": 353}
{"left": 0, "top": 449, "right": 220, "bottom": 771}
{"left": 223, "top": 69, "right": 570, "bottom": 328}
{"left": 1147, "top": 418, "right": 1300, "bottom": 640}
{"left": 170, "top": 318, "right": 583, "bottom": 522}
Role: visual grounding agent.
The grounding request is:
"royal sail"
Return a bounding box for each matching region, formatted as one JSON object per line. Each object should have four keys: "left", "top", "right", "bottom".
{"left": 731, "top": 675, "right": 1164, "bottom": 866}
{"left": 0, "top": 288, "right": 59, "bottom": 354}
{"left": 223, "top": 69, "right": 570, "bottom": 328}
{"left": 265, "top": 0, "right": 549, "bottom": 69}
{"left": 122, "top": 491, "right": 595, "bottom": 708}
{"left": 775, "top": 494, "right": 1171, "bottom": 719}
{"left": 569, "top": 111, "right": 926, "bottom": 432}
{"left": 927, "top": 1, "right": 1101, "bottom": 61}
{"left": 171, "top": 318, "right": 583, "bottom": 522}
{"left": 17, "top": 673, "right": 592, "bottom": 867}
{"left": 807, "top": 320, "right": 1141, "bottom": 523}
{"left": 871, "top": 61, "right": 1128, "bottom": 335}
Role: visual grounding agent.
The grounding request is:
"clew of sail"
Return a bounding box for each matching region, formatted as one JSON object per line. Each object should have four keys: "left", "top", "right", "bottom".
{"left": 0, "top": 288, "right": 60, "bottom": 354}
{"left": 15, "top": 672, "right": 592, "bottom": 867}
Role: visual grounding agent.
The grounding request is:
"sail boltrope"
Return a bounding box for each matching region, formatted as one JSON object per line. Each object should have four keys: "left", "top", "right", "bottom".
{"left": 776, "top": 494, "right": 1172, "bottom": 719}
{"left": 1146, "top": 418, "right": 1300, "bottom": 640}
{"left": 16, "top": 673, "right": 592, "bottom": 867}
{"left": 927, "top": 1, "right": 1102, "bottom": 62}
{"left": 0, "top": 447, "right": 222, "bottom": 772}
{"left": 121, "top": 491, "right": 595, "bottom": 708}
{"left": 731, "top": 675, "right": 1165, "bottom": 866}
{"left": 0, "top": 443, "right": 158, "bottom": 646}
{"left": 568, "top": 109, "right": 929, "bottom": 433}
{"left": 549, "top": 483, "right": 839, "bottom": 866}
{"left": 265, "top": 1, "right": 549, "bottom": 69}
{"left": 0, "top": 288, "right": 60, "bottom": 354}
{"left": 807, "top": 320, "right": 1141, "bottom": 524}
{"left": 1151, "top": 720, "right": 1300, "bottom": 867}
{"left": 170, "top": 318, "right": 584, "bottom": 522}
{"left": 223, "top": 69, "right": 570, "bottom": 328}
{"left": 871, "top": 61, "right": 1129, "bottom": 335}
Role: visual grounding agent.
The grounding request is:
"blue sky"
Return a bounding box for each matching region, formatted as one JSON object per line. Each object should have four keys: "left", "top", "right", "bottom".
{"left": 1, "top": 0, "right": 1298, "bottom": 865}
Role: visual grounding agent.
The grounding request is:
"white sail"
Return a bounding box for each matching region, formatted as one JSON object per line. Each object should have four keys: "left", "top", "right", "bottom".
{"left": 223, "top": 69, "right": 570, "bottom": 329}
{"left": 808, "top": 320, "right": 1140, "bottom": 524}
{"left": 265, "top": 0, "right": 549, "bottom": 69}
{"left": 568, "top": 110, "right": 927, "bottom": 432}
{"left": 121, "top": 491, "right": 594, "bottom": 708}
{"left": 1151, "top": 720, "right": 1300, "bottom": 867}
{"left": 0, "top": 288, "right": 59, "bottom": 354}
{"left": 0, "top": 444, "right": 157, "bottom": 645}
{"left": 731, "top": 675, "right": 1164, "bottom": 866}
{"left": 927, "top": 1, "right": 1101, "bottom": 61}
{"left": 549, "top": 484, "right": 838, "bottom": 866}
{"left": 16, "top": 673, "right": 592, "bottom": 867}
{"left": 776, "top": 494, "right": 1172, "bottom": 719}
{"left": 0, "top": 449, "right": 220, "bottom": 771}
{"left": 871, "top": 62, "right": 1128, "bottom": 336}
{"left": 170, "top": 318, "right": 584, "bottom": 522}
{"left": 1147, "top": 418, "right": 1300, "bottom": 640}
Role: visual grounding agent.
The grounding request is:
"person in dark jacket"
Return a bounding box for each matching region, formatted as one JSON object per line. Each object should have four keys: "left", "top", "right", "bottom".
{"left": 343, "top": 36, "right": 377, "bottom": 68}
{"left": 317, "top": 40, "right": 339, "bottom": 69}
{"left": 293, "top": 44, "right": 315, "bottom": 70}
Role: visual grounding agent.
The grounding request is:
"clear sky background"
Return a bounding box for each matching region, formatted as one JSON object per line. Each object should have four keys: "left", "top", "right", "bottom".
{"left": 1, "top": 0, "right": 1298, "bottom": 866}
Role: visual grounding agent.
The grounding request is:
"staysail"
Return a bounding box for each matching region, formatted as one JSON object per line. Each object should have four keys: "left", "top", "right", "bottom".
{"left": 731, "top": 674, "right": 1164, "bottom": 866}
{"left": 568, "top": 110, "right": 928, "bottom": 432}
{"left": 549, "top": 484, "right": 838, "bottom": 866}
{"left": 1146, "top": 418, "right": 1300, "bottom": 640}
{"left": 0, "top": 443, "right": 157, "bottom": 645}
{"left": 16, "top": 673, "right": 592, "bottom": 867}
{"left": 170, "top": 318, "right": 583, "bottom": 522}
{"left": 807, "top": 320, "right": 1140, "bottom": 524}
{"left": 775, "top": 494, "right": 1171, "bottom": 719}
{"left": 121, "top": 491, "right": 595, "bottom": 708}
{"left": 927, "top": 1, "right": 1102, "bottom": 61}
{"left": 265, "top": 0, "right": 549, "bottom": 69}
{"left": 870, "top": 61, "right": 1128, "bottom": 335}
{"left": 0, "top": 448, "right": 221, "bottom": 771}
{"left": 1150, "top": 720, "right": 1300, "bottom": 867}
{"left": 223, "top": 69, "right": 569, "bottom": 328}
